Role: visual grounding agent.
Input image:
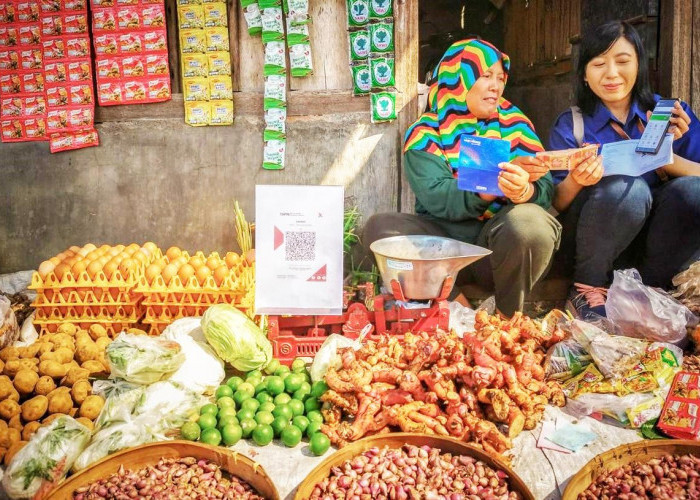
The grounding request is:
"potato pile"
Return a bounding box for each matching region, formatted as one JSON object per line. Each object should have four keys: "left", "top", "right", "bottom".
{"left": 0, "top": 323, "right": 109, "bottom": 465}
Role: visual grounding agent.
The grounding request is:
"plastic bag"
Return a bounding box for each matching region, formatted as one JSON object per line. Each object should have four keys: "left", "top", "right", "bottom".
{"left": 0, "top": 295, "right": 19, "bottom": 349}
{"left": 14, "top": 312, "right": 37, "bottom": 347}
{"left": 448, "top": 301, "right": 476, "bottom": 338}
{"left": 309, "top": 324, "right": 372, "bottom": 383}
{"left": 2, "top": 416, "right": 91, "bottom": 499}
{"left": 672, "top": 260, "right": 700, "bottom": 314}
{"left": 106, "top": 332, "right": 185, "bottom": 385}
{"left": 567, "top": 391, "right": 663, "bottom": 426}
{"left": 606, "top": 268, "right": 697, "bottom": 344}
{"left": 163, "top": 317, "right": 225, "bottom": 395}
{"left": 544, "top": 338, "right": 592, "bottom": 381}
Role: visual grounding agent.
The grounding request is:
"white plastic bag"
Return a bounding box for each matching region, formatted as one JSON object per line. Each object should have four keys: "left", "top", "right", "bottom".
{"left": 162, "top": 317, "right": 225, "bottom": 395}
{"left": 0, "top": 295, "right": 19, "bottom": 349}
{"left": 106, "top": 332, "right": 185, "bottom": 385}
{"left": 448, "top": 301, "right": 476, "bottom": 338}
{"left": 309, "top": 324, "right": 372, "bottom": 383}
{"left": 606, "top": 268, "right": 697, "bottom": 344}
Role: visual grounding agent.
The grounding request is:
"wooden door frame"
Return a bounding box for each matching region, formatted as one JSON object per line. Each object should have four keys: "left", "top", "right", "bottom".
{"left": 658, "top": 0, "right": 694, "bottom": 108}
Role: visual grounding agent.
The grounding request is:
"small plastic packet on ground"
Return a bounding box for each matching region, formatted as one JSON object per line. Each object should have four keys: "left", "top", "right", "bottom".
{"left": 106, "top": 332, "right": 185, "bottom": 385}
{"left": 370, "top": 90, "right": 397, "bottom": 123}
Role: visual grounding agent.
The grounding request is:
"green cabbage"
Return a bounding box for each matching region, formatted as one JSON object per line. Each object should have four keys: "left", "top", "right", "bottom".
{"left": 201, "top": 304, "right": 272, "bottom": 372}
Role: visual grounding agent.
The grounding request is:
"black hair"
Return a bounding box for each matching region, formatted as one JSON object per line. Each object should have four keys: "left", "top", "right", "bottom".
{"left": 575, "top": 21, "right": 656, "bottom": 115}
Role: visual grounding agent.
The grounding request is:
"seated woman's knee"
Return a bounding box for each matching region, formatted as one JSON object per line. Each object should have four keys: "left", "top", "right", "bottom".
{"left": 498, "top": 204, "right": 561, "bottom": 251}
{"left": 662, "top": 176, "right": 700, "bottom": 215}
{"left": 591, "top": 175, "right": 652, "bottom": 210}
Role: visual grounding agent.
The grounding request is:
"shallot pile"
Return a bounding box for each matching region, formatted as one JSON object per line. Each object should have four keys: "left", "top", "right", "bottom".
{"left": 310, "top": 444, "right": 521, "bottom": 500}
{"left": 321, "top": 311, "right": 566, "bottom": 456}
{"left": 72, "top": 457, "right": 264, "bottom": 500}
{"left": 578, "top": 453, "right": 700, "bottom": 499}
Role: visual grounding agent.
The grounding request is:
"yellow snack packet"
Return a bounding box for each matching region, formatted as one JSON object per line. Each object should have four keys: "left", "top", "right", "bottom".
{"left": 204, "top": 2, "right": 227, "bottom": 27}
{"left": 622, "top": 371, "right": 659, "bottom": 394}
{"left": 207, "top": 51, "right": 231, "bottom": 75}
{"left": 183, "top": 77, "right": 209, "bottom": 102}
{"left": 184, "top": 101, "right": 210, "bottom": 126}
{"left": 209, "top": 99, "right": 233, "bottom": 125}
{"left": 205, "top": 27, "right": 229, "bottom": 52}
{"left": 209, "top": 74, "right": 232, "bottom": 100}
{"left": 627, "top": 395, "right": 665, "bottom": 428}
{"left": 180, "top": 29, "right": 206, "bottom": 53}
{"left": 178, "top": 5, "right": 204, "bottom": 29}
{"left": 571, "top": 364, "right": 605, "bottom": 397}
{"left": 181, "top": 53, "right": 208, "bottom": 78}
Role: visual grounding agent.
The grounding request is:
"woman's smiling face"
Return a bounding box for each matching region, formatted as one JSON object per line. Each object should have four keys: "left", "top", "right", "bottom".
{"left": 466, "top": 60, "right": 506, "bottom": 119}
{"left": 585, "top": 36, "right": 639, "bottom": 110}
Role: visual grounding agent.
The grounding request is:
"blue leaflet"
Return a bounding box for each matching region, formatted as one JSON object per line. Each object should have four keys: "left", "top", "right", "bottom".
{"left": 457, "top": 135, "right": 510, "bottom": 196}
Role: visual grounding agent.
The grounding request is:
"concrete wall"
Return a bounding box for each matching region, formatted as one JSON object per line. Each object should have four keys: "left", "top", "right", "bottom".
{"left": 0, "top": 113, "right": 400, "bottom": 273}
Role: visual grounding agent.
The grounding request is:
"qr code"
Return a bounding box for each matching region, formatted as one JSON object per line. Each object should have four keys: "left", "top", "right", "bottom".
{"left": 285, "top": 231, "right": 316, "bottom": 261}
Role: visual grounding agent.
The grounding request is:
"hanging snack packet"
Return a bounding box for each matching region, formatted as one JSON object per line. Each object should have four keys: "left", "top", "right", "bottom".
{"left": 209, "top": 99, "right": 233, "bottom": 125}
{"left": 370, "top": 55, "right": 395, "bottom": 88}
{"left": 207, "top": 51, "right": 231, "bottom": 75}
{"left": 349, "top": 29, "right": 370, "bottom": 61}
{"left": 371, "top": 90, "right": 396, "bottom": 123}
{"left": 203, "top": 2, "right": 227, "bottom": 27}
{"left": 210, "top": 74, "right": 233, "bottom": 99}
{"left": 178, "top": 4, "right": 204, "bottom": 29}
{"left": 347, "top": 0, "right": 369, "bottom": 28}
{"left": 183, "top": 77, "right": 210, "bottom": 101}
{"left": 287, "top": 0, "right": 308, "bottom": 24}
{"left": 264, "top": 106, "right": 286, "bottom": 140}
{"left": 205, "top": 27, "right": 229, "bottom": 51}
{"left": 289, "top": 42, "right": 312, "bottom": 77}
{"left": 261, "top": 6, "right": 284, "bottom": 43}
{"left": 180, "top": 29, "right": 206, "bottom": 53}
{"left": 240, "top": 0, "right": 262, "bottom": 35}
{"left": 263, "top": 138, "right": 286, "bottom": 169}
{"left": 264, "top": 74, "right": 286, "bottom": 108}
{"left": 182, "top": 53, "right": 209, "bottom": 77}
{"left": 286, "top": 18, "right": 309, "bottom": 45}
{"left": 351, "top": 62, "right": 371, "bottom": 95}
{"left": 369, "top": 21, "right": 393, "bottom": 53}
{"left": 264, "top": 41, "right": 286, "bottom": 75}
{"left": 369, "top": 0, "right": 392, "bottom": 19}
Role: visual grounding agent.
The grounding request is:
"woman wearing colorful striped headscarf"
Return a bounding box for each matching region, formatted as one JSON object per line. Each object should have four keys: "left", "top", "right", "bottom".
{"left": 363, "top": 39, "right": 561, "bottom": 317}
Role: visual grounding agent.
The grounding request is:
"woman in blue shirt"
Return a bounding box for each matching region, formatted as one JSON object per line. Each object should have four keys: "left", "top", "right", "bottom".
{"left": 548, "top": 21, "right": 700, "bottom": 320}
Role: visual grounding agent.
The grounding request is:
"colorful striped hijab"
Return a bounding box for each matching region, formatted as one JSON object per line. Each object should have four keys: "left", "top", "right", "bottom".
{"left": 404, "top": 39, "right": 543, "bottom": 168}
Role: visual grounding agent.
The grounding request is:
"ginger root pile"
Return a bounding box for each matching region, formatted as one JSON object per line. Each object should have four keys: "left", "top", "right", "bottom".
{"left": 320, "top": 310, "right": 566, "bottom": 458}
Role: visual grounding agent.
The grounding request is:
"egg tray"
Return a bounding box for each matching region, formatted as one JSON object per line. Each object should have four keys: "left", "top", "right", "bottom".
{"left": 29, "top": 268, "right": 145, "bottom": 291}
{"left": 33, "top": 303, "right": 143, "bottom": 322}
{"left": 135, "top": 263, "right": 254, "bottom": 298}
{"left": 32, "top": 288, "right": 139, "bottom": 305}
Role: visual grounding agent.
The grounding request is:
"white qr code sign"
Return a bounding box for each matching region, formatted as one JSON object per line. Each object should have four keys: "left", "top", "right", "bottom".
{"left": 255, "top": 185, "right": 344, "bottom": 315}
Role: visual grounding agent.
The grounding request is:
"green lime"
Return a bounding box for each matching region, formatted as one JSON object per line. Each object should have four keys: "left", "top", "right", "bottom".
{"left": 240, "top": 418, "right": 257, "bottom": 438}
{"left": 306, "top": 421, "right": 322, "bottom": 438}
{"left": 215, "top": 385, "right": 234, "bottom": 399}
{"left": 218, "top": 415, "right": 239, "bottom": 430}
{"left": 266, "top": 376, "right": 285, "bottom": 396}
{"left": 293, "top": 388, "right": 310, "bottom": 401}
{"left": 237, "top": 382, "right": 256, "bottom": 397}
{"left": 271, "top": 415, "right": 289, "bottom": 437}
{"left": 272, "top": 404, "right": 293, "bottom": 420}
{"left": 304, "top": 397, "right": 321, "bottom": 413}
{"left": 264, "top": 359, "right": 281, "bottom": 375}
{"left": 291, "top": 358, "right": 306, "bottom": 373}
{"left": 259, "top": 401, "right": 276, "bottom": 413}
{"left": 292, "top": 415, "right": 309, "bottom": 433}
{"left": 256, "top": 391, "right": 273, "bottom": 404}
{"left": 310, "top": 381, "right": 328, "bottom": 398}
{"left": 246, "top": 369, "right": 263, "bottom": 380}
{"left": 217, "top": 396, "right": 236, "bottom": 410}
{"left": 254, "top": 381, "right": 267, "bottom": 395}
{"left": 197, "top": 413, "right": 218, "bottom": 430}
{"left": 306, "top": 410, "right": 323, "bottom": 424}
{"left": 200, "top": 427, "right": 222, "bottom": 446}
{"left": 226, "top": 376, "right": 244, "bottom": 392}
{"left": 241, "top": 398, "right": 260, "bottom": 413}
{"left": 274, "top": 393, "right": 292, "bottom": 406}
{"left": 217, "top": 407, "right": 237, "bottom": 421}
{"left": 200, "top": 403, "right": 218, "bottom": 416}
{"left": 284, "top": 373, "right": 305, "bottom": 393}
{"left": 279, "top": 371, "right": 291, "bottom": 382}
{"left": 301, "top": 372, "right": 311, "bottom": 384}
{"left": 288, "top": 399, "right": 305, "bottom": 417}
{"left": 255, "top": 410, "right": 275, "bottom": 426}
{"left": 252, "top": 424, "right": 274, "bottom": 446}
{"left": 281, "top": 425, "right": 303, "bottom": 447}
{"left": 221, "top": 424, "right": 243, "bottom": 446}
{"left": 233, "top": 389, "right": 252, "bottom": 406}
{"left": 237, "top": 408, "right": 255, "bottom": 422}
{"left": 274, "top": 365, "right": 291, "bottom": 377}
{"left": 309, "top": 432, "right": 330, "bottom": 456}
{"left": 180, "top": 421, "right": 201, "bottom": 441}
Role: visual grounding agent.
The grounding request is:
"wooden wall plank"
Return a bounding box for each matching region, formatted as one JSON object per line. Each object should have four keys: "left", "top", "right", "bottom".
{"left": 227, "top": 0, "right": 240, "bottom": 91}
{"left": 693, "top": 0, "right": 700, "bottom": 111}
{"left": 658, "top": 0, "right": 692, "bottom": 102}
{"left": 237, "top": 5, "right": 264, "bottom": 91}
{"left": 290, "top": 0, "right": 352, "bottom": 91}
{"left": 166, "top": 0, "right": 181, "bottom": 94}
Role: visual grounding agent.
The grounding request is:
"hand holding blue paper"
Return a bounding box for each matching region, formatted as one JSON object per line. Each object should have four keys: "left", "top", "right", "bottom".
{"left": 601, "top": 134, "right": 674, "bottom": 177}
{"left": 458, "top": 135, "right": 511, "bottom": 196}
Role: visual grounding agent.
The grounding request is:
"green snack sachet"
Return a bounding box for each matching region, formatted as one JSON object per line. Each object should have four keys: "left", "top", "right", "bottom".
{"left": 264, "top": 107, "right": 286, "bottom": 140}
{"left": 369, "top": 21, "right": 393, "bottom": 53}
{"left": 261, "top": 7, "right": 284, "bottom": 43}
{"left": 289, "top": 42, "right": 313, "bottom": 77}
{"left": 264, "top": 41, "right": 287, "bottom": 75}
{"left": 263, "top": 139, "right": 286, "bottom": 170}
{"left": 346, "top": 0, "right": 369, "bottom": 28}
{"left": 370, "top": 55, "right": 394, "bottom": 88}
{"left": 349, "top": 29, "right": 370, "bottom": 61}
{"left": 371, "top": 90, "right": 397, "bottom": 123}
{"left": 286, "top": 18, "right": 309, "bottom": 45}
{"left": 264, "top": 74, "right": 287, "bottom": 108}
{"left": 240, "top": 0, "right": 262, "bottom": 35}
{"left": 369, "top": 0, "right": 392, "bottom": 18}
{"left": 351, "top": 63, "right": 371, "bottom": 95}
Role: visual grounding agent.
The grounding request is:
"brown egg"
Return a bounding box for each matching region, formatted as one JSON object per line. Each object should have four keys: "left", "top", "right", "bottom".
{"left": 114, "top": 244, "right": 125, "bottom": 252}
{"left": 206, "top": 256, "right": 221, "bottom": 270}
{"left": 38, "top": 260, "right": 56, "bottom": 279}
{"left": 145, "top": 263, "right": 162, "bottom": 284}
{"left": 56, "top": 252, "right": 67, "bottom": 261}
{"left": 161, "top": 264, "right": 178, "bottom": 285}
{"left": 138, "top": 247, "right": 151, "bottom": 259}
{"left": 49, "top": 256, "right": 62, "bottom": 266}
{"left": 103, "top": 260, "right": 119, "bottom": 280}
{"left": 119, "top": 258, "right": 138, "bottom": 278}
{"left": 166, "top": 246, "right": 182, "bottom": 261}
{"left": 71, "top": 260, "right": 88, "bottom": 279}
{"left": 63, "top": 249, "right": 76, "bottom": 257}
{"left": 189, "top": 256, "right": 205, "bottom": 270}
{"left": 54, "top": 263, "right": 71, "bottom": 280}
{"left": 133, "top": 251, "right": 148, "bottom": 265}
{"left": 86, "top": 260, "right": 103, "bottom": 280}
{"left": 108, "top": 248, "right": 120, "bottom": 257}
{"left": 63, "top": 256, "right": 79, "bottom": 267}
{"left": 143, "top": 241, "right": 158, "bottom": 254}
{"left": 86, "top": 251, "right": 100, "bottom": 261}
{"left": 69, "top": 245, "right": 81, "bottom": 253}
{"left": 195, "top": 265, "right": 212, "bottom": 286}
{"left": 82, "top": 243, "right": 97, "bottom": 252}
{"left": 213, "top": 265, "right": 229, "bottom": 286}
{"left": 77, "top": 247, "right": 90, "bottom": 257}
{"left": 178, "top": 264, "right": 195, "bottom": 285}
{"left": 98, "top": 255, "right": 111, "bottom": 266}
{"left": 225, "top": 252, "right": 239, "bottom": 269}
{"left": 175, "top": 256, "right": 188, "bottom": 268}
{"left": 99, "top": 244, "right": 111, "bottom": 253}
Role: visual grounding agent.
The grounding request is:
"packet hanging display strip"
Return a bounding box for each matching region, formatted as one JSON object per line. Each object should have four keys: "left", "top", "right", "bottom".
{"left": 91, "top": 0, "right": 171, "bottom": 106}
{"left": 177, "top": 0, "right": 233, "bottom": 126}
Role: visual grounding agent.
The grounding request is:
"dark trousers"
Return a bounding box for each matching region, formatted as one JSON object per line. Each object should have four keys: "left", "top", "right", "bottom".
{"left": 557, "top": 175, "right": 700, "bottom": 288}
{"left": 362, "top": 204, "right": 562, "bottom": 316}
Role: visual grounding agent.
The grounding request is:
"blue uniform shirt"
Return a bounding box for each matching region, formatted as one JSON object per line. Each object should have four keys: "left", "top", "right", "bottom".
{"left": 548, "top": 94, "right": 700, "bottom": 185}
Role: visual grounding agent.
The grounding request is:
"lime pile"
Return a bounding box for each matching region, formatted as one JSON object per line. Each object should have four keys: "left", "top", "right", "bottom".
{"left": 180, "top": 358, "right": 331, "bottom": 456}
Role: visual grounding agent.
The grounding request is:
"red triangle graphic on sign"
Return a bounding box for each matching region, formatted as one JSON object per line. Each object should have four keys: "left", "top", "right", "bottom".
{"left": 307, "top": 264, "right": 327, "bottom": 282}
{"left": 274, "top": 226, "right": 284, "bottom": 250}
